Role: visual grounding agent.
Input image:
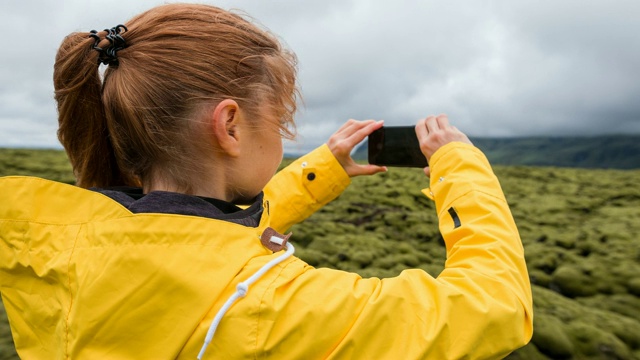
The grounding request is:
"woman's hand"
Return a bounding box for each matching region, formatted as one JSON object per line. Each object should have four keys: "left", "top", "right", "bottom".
{"left": 327, "top": 119, "right": 388, "bottom": 177}
{"left": 415, "top": 114, "right": 472, "bottom": 177}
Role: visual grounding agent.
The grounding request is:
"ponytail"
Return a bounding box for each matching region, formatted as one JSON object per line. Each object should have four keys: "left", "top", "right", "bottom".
{"left": 53, "top": 32, "right": 132, "bottom": 188}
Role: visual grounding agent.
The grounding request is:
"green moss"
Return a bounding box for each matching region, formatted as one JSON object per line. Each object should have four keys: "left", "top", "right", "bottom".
{"left": 531, "top": 313, "right": 574, "bottom": 358}
{"left": 0, "top": 300, "right": 17, "bottom": 360}
{"left": 528, "top": 249, "right": 561, "bottom": 275}
{"left": 532, "top": 286, "right": 640, "bottom": 356}
{"left": 566, "top": 322, "right": 632, "bottom": 359}
{"left": 505, "top": 342, "right": 548, "bottom": 359}
{"left": 0, "top": 148, "right": 74, "bottom": 184}
{"left": 529, "top": 269, "right": 552, "bottom": 288}
{"left": 349, "top": 250, "right": 375, "bottom": 267}
{"left": 628, "top": 277, "right": 640, "bottom": 297}
{"left": 576, "top": 293, "right": 640, "bottom": 324}
{"left": 551, "top": 265, "right": 598, "bottom": 298}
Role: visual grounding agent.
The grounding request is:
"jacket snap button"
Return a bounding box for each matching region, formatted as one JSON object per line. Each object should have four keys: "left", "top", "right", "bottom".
{"left": 307, "top": 172, "right": 316, "bottom": 181}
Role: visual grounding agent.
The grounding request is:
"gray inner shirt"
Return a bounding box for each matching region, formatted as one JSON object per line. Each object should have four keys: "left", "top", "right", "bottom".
{"left": 91, "top": 187, "right": 263, "bottom": 227}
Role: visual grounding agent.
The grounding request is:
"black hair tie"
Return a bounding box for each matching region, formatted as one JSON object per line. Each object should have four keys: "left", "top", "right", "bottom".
{"left": 89, "top": 24, "right": 128, "bottom": 66}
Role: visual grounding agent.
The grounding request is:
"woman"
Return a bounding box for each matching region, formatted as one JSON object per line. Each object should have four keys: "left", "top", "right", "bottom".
{"left": 0, "top": 3, "right": 532, "bottom": 359}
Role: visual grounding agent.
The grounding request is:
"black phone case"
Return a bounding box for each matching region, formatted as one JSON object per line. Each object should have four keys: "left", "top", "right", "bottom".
{"left": 368, "top": 126, "right": 428, "bottom": 168}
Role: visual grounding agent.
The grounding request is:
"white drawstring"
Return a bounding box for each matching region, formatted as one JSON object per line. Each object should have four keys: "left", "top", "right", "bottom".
{"left": 197, "top": 239, "right": 295, "bottom": 359}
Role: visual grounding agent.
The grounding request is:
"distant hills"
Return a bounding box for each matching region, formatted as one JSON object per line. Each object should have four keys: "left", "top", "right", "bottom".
{"left": 352, "top": 135, "right": 640, "bottom": 169}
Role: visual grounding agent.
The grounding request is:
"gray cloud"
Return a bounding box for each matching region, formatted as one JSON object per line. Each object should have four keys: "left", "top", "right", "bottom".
{"left": 1, "top": 0, "right": 639, "bottom": 151}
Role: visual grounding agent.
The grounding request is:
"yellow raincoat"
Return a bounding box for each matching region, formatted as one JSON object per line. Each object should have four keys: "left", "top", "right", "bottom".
{"left": 0, "top": 143, "right": 532, "bottom": 359}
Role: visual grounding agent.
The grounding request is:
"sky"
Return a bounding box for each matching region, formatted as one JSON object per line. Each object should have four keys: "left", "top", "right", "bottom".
{"left": 1, "top": 0, "right": 640, "bottom": 153}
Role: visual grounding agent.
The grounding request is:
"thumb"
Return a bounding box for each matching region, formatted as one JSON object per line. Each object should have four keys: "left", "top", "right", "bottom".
{"left": 349, "top": 164, "right": 388, "bottom": 177}
{"left": 423, "top": 166, "right": 431, "bottom": 178}
{"left": 358, "top": 164, "right": 388, "bottom": 176}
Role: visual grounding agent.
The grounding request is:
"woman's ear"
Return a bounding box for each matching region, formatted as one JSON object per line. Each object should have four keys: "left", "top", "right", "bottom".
{"left": 211, "top": 99, "right": 241, "bottom": 157}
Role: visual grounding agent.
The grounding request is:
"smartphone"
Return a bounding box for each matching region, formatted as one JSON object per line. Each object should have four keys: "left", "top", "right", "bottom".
{"left": 368, "top": 126, "right": 428, "bottom": 168}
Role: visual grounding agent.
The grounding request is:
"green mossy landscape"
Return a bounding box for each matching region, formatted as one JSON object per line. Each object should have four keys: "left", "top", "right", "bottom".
{"left": 1, "top": 148, "right": 640, "bottom": 359}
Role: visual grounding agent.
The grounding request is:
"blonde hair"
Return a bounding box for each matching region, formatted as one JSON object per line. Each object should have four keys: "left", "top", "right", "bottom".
{"left": 54, "top": 3, "right": 298, "bottom": 190}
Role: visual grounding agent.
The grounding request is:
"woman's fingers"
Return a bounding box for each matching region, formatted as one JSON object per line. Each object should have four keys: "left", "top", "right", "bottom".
{"left": 328, "top": 119, "right": 382, "bottom": 155}
{"left": 348, "top": 163, "right": 388, "bottom": 177}
{"left": 327, "top": 119, "right": 385, "bottom": 177}
{"left": 424, "top": 114, "right": 449, "bottom": 134}
{"left": 425, "top": 115, "right": 438, "bottom": 134}
{"left": 415, "top": 114, "right": 472, "bottom": 164}
{"left": 435, "top": 114, "right": 449, "bottom": 129}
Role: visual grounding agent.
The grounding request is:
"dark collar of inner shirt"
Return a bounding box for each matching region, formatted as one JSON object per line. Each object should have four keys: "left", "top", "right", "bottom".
{"left": 98, "top": 186, "right": 251, "bottom": 214}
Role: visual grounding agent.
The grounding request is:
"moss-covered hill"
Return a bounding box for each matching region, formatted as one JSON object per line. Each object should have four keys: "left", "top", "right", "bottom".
{"left": 1, "top": 149, "right": 639, "bottom": 359}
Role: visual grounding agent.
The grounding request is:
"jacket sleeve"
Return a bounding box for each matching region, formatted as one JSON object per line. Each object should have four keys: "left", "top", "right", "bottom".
{"left": 262, "top": 144, "right": 351, "bottom": 233}
{"left": 250, "top": 142, "right": 533, "bottom": 360}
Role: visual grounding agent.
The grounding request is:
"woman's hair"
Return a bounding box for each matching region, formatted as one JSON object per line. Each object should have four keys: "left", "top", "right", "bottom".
{"left": 54, "top": 3, "right": 298, "bottom": 190}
